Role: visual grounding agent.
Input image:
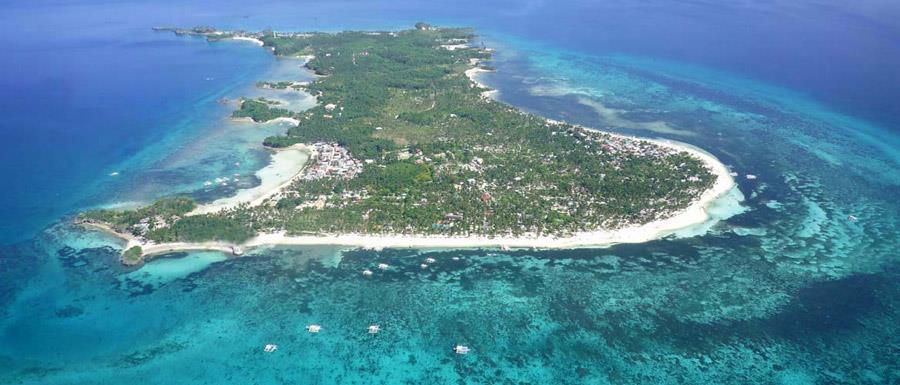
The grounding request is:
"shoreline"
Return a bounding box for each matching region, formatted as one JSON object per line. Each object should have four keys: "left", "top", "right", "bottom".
{"left": 86, "top": 140, "right": 736, "bottom": 258}
{"left": 231, "top": 36, "right": 264, "bottom": 46}
{"left": 464, "top": 67, "right": 499, "bottom": 99}
{"left": 84, "top": 34, "right": 740, "bottom": 262}
{"left": 232, "top": 116, "right": 301, "bottom": 125}
{"left": 190, "top": 143, "right": 312, "bottom": 215}
{"left": 210, "top": 141, "right": 734, "bottom": 250}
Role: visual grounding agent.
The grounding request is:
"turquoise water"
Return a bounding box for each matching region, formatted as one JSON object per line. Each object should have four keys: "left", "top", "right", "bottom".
{"left": 2, "top": 1, "right": 900, "bottom": 384}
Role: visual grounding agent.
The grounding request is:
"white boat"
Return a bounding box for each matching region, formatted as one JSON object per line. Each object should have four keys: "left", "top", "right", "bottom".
{"left": 306, "top": 324, "right": 321, "bottom": 333}
{"left": 746, "top": 174, "right": 757, "bottom": 180}
{"left": 420, "top": 263, "right": 429, "bottom": 269}
{"left": 368, "top": 325, "right": 380, "bottom": 334}
{"left": 377, "top": 263, "right": 389, "bottom": 270}
{"left": 451, "top": 257, "right": 460, "bottom": 261}
{"left": 109, "top": 171, "right": 119, "bottom": 177}
{"left": 425, "top": 257, "right": 436, "bottom": 263}
{"left": 362, "top": 269, "right": 373, "bottom": 276}
{"left": 848, "top": 215, "right": 859, "bottom": 222}
{"left": 264, "top": 344, "right": 278, "bottom": 353}
{"left": 453, "top": 345, "right": 470, "bottom": 354}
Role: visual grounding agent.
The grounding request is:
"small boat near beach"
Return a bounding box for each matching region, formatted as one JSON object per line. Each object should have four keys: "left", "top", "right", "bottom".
{"left": 263, "top": 344, "right": 278, "bottom": 353}
{"left": 848, "top": 215, "right": 859, "bottom": 222}
{"left": 362, "top": 269, "right": 373, "bottom": 276}
{"left": 453, "top": 345, "right": 470, "bottom": 355}
{"left": 746, "top": 174, "right": 757, "bottom": 180}
{"left": 425, "top": 257, "right": 436, "bottom": 264}
{"left": 368, "top": 325, "right": 380, "bottom": 334}
{"left": 306, "top": 324, "right": 321, "bottom": 333}
{"left": 377, "top": 263, "right": 389, "bottom": 270}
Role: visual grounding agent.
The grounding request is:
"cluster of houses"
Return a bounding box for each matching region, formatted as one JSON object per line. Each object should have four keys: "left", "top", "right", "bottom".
{"left": 301, "top": 142, "right": 363, "bottom": 181}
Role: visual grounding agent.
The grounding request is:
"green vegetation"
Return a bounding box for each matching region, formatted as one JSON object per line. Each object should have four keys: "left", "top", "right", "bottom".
{"left": 257, "top": 81, "right": 303, "bottom": 91}
{"left": 80, "top": 197, "right": 195, "bottom": 230}
{"left": 81, "top": 196, "right": 255, "bottom": 243}
{"left": 232, "top": 98, "right": 293, "bottom": 122}
{"left": 122, "top": 246, "right": 143, "bottom": 264}
{"left": 93, "top": 25, "right": 716, "bottom": 244}
{"left": 149, "top": 215, "right": 255, "bottom": 243}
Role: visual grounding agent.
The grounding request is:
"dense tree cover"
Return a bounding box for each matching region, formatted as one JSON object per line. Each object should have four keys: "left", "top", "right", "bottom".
{"left": 249, "top": 26, "right": 715, "bottom": 237}
{"left": 147, "top": 215, "right": 255, "bottom": 243}
{"left": 232, "top": 98, "right": 293, "bottom": 122}
{"left": 94, "top": 25, "right": 716, "bottom": 243}
{"left": 80, "top": 197, "right": 195, "bottom": 230}
{"left": 81, "top": 197, "right": 255, "bottom": 243}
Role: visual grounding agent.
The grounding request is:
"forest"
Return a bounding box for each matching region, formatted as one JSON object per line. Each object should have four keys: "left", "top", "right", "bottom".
{"left": 232, "top": 98, "right": 293, "bottom": 122}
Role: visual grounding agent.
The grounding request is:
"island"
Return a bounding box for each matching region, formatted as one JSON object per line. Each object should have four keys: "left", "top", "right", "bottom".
{"left": 80, "top": 24, "right": 734, "bottom": 265}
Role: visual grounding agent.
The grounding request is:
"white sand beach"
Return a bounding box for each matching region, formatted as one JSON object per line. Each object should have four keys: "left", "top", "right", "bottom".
{"left": 465, "top": 67, "right": 498, "bottom": 98}
{"left": 239, "top": 141, "right": 736, "bottom": 250}
{"left": 296, "top": 55, "right": 315, "bottom": 64}
{"left": 93, "top": 52, "right": 740, "bottom": 260}
{"left": 98, "top": 134, "right": 736, "bottom": 257}
{"left": 191, "top": 144, "right": 311, "bottom": 215}
{"left": 464, "top": 67, "right": 492, "bottom": 88}
{"left": 441, "top": 43, "right": 469, "bottom": 51}
{"left": 268, "top": 116, "right": 300, "bottom": 125}
{"left": 139, "top": 241, "right": 237, "bottom": 258}
{"left": 231, "top": 36, "right": 264, "bottom": 46}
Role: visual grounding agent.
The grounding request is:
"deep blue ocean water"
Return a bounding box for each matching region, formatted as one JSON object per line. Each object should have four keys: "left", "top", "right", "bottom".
{"left": 1, "top": 1, "right": 899, "bottom": 384}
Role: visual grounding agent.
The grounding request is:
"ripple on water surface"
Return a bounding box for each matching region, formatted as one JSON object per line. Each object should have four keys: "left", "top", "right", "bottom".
{"left": 1, "top": 37, "right": 899, "bottom": 385}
